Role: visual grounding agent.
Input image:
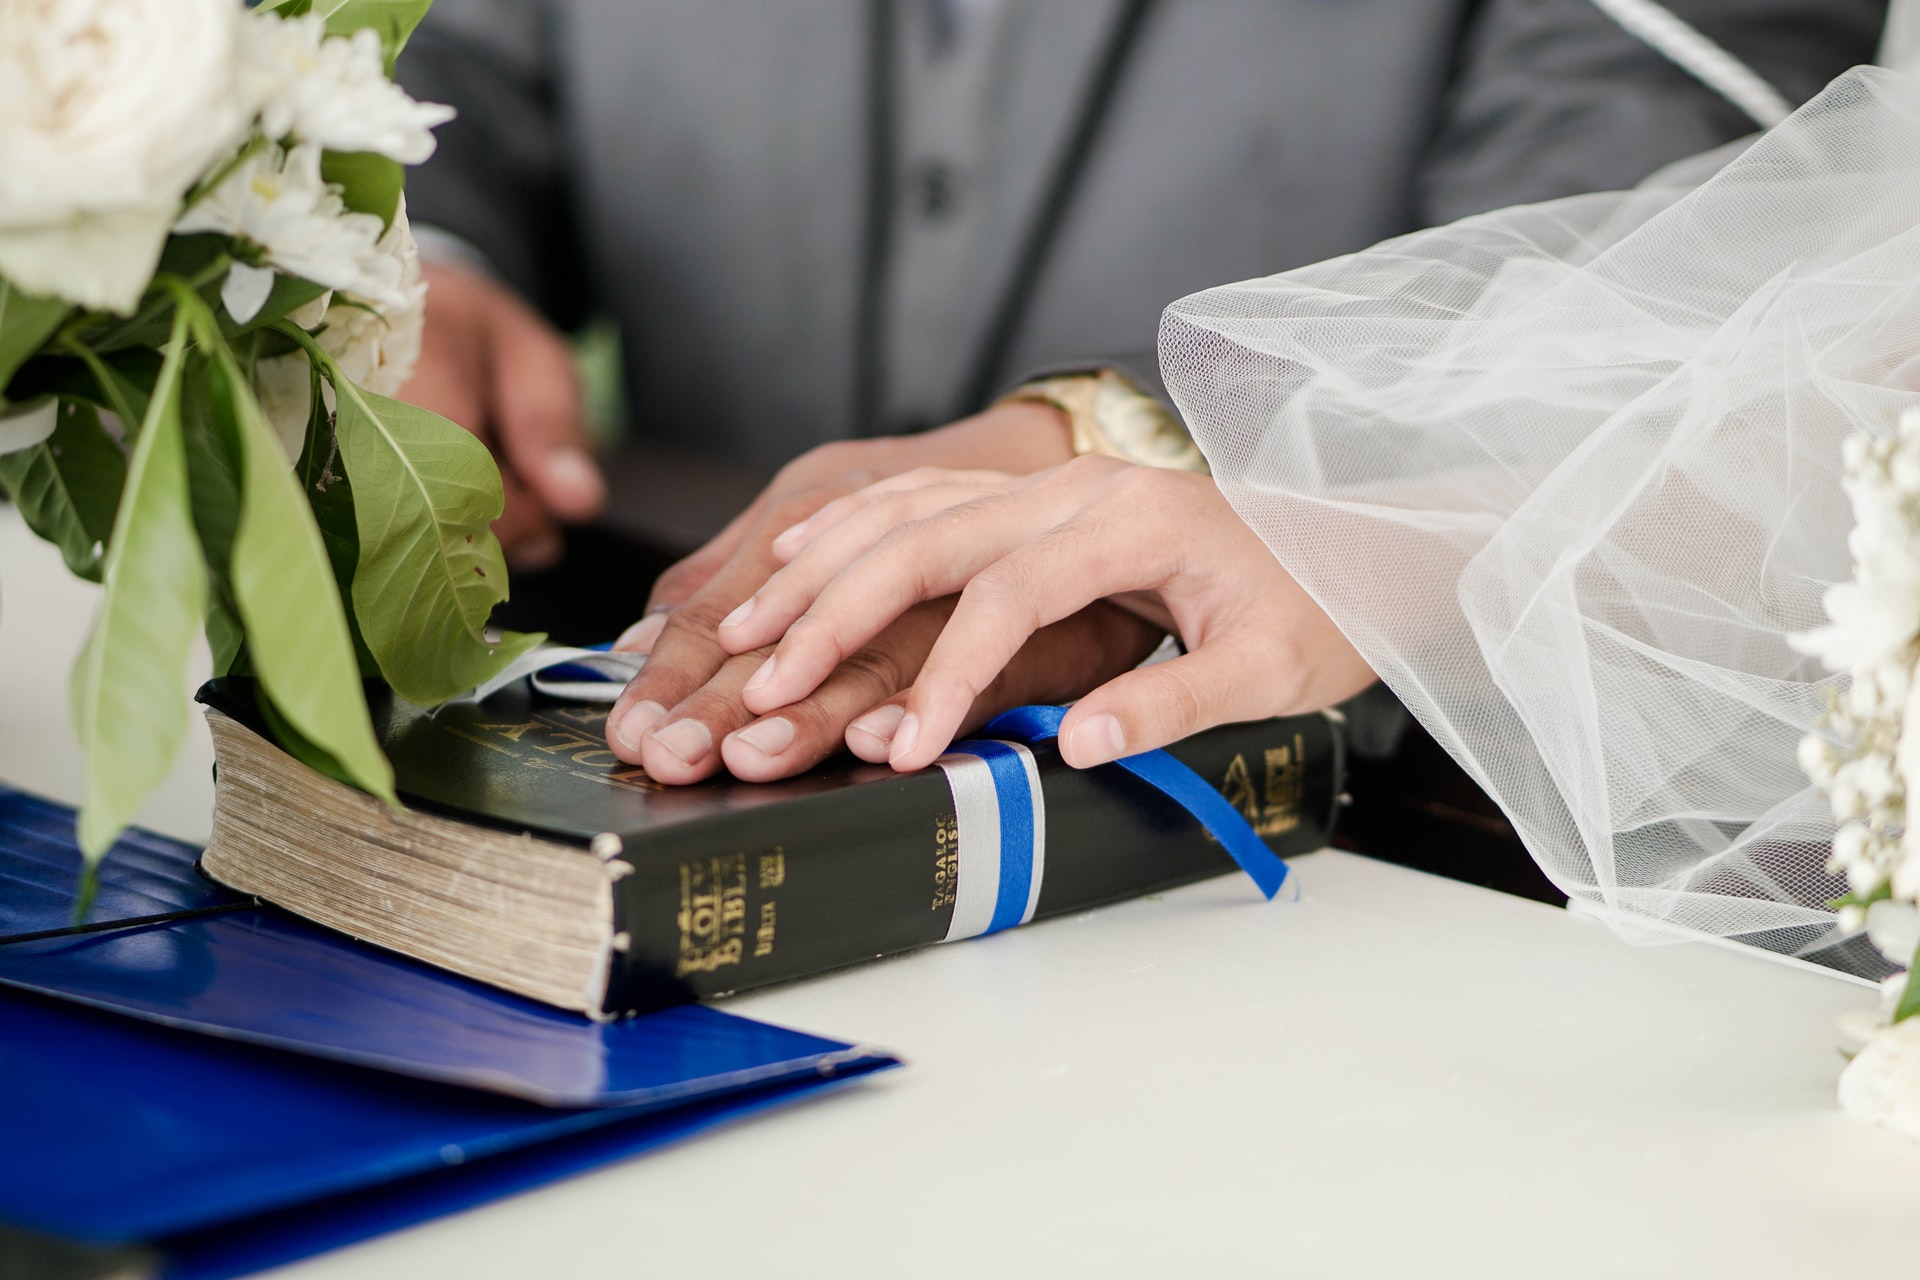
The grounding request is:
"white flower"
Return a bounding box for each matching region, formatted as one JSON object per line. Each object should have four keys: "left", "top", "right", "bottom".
{"left": 1868, "top": 900, "right": 1920, "bottom": 967}
{"left": 1791, "top": 581, "right": 1920, "bottom": 674}
{"left": 176, "top": 143, "right": 405, "bottom": 309}
{"left": 1798, "top": 735, "right": 1838, "bottom": 788}
{"left": 1840, "top": 1016, "right": 1920, "bottom": 1138}
{"left": 0, "top": 398, "right": 57, "bottom": 454}
{"left": 220, "top": 260, "right": 277, "bottom": 326}
{"left": 319, "top": 203, "right": 426, "bottom": 395}
{"left": 253, "top": 201, "right": 426, "bottom": 455}
{"left": 252, "top": 345, "right": 316, "bottom": 461}
{"left": 240, "top": 13, "right": 453, "bottom": 164}
{"left": 0, "top": 0, "right": 252, "bottom": 312}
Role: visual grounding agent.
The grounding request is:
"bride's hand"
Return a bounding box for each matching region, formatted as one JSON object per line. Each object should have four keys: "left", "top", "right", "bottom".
{"left": 715, "top": 457, "right": 1378, "bottom": 771}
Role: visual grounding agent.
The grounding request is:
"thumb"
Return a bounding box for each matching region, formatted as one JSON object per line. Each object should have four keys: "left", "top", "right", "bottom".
{"left": 485, "top": 302, "right": 606, "bottom": 523}
{"left": 1057, "top": 640, "right": 1268, "bottom": 769}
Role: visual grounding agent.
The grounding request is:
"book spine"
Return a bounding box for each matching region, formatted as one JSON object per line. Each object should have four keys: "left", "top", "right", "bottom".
{"left": 601, "top": 715, "right": 1342, "bottom": 1014}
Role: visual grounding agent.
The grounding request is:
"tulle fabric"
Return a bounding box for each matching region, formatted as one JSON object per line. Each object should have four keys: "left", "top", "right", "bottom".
{"left": 1160, "top": 67, "right": 1920, "bottom": 960}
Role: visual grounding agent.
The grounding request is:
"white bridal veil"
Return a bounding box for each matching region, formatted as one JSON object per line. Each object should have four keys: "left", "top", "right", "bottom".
{"left": 1161, "top": 60, "right": 1920, "bottom": 961}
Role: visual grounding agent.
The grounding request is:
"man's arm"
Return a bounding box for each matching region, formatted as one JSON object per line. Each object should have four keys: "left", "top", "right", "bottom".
{"left": 1419, "top": 0, "right": 1885, "bottom": 224}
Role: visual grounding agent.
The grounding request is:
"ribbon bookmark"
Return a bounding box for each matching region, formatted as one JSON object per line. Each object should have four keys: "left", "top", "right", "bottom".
{"left": 978, "top": 704, "right": 1295, "bottom": 903}
{"left": 446, "top": 643, "right": 648, "bottom": 706}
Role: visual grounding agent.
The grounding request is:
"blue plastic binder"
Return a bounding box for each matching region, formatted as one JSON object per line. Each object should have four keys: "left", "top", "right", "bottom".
{"left": 0, "top": 787, "right": 898, "bottom": 1277}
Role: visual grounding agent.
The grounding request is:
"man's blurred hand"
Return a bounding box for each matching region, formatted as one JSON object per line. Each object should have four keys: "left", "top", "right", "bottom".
{"left": 405, "top": 260, "right": 607, "bottom": 569}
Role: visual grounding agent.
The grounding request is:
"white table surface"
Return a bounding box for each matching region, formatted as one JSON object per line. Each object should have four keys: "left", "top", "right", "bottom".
{"left": 2, "top": 504, "right": 1914, "bottom": 1279}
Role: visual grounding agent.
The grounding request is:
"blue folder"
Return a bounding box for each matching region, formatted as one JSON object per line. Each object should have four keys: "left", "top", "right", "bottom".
{"left": 0, "top": 787, "right": 898, "bottom": 1277}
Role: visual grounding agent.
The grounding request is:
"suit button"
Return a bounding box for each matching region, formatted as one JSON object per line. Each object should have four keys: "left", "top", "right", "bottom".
{"left": 910, "top": 160, "right": 962, "bottom": 221}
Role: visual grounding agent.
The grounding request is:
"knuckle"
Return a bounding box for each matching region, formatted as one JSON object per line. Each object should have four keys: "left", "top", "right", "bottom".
{"left": 809, "top": 439, "right": 864, "bottom": 471}
{"left": 652, "top": 561, "right": 701, "bottom": 600}
{"left": 1059, "top": 453, "right": 1126, "bottom": 485}
{"left": 961, "top": 563, "right": 1040, "bottom": 627}
{"left": 659, "top": 597, "right": 732, "bottom": 650}
{"left": 1105, "top": 462, "right": 1172, "bottom": 507}
{"left": 783, "top": 612, "right": 853, "bottom": 666}
{"left": 1148, "top": 665, "right": 1207, "bottom": 730}
{"left": 784, "top": 439, "right": 881, "bottom": 487}
{"left": 870, "top": 520, "right": 932, "bottom": 570}
{"left": 767, "top": 489, "right": 829, "bottom": 530}
{"left": 898, "top": 464, "right": 953, "bottom": 488}
{"left": 837, "top": 643, "right": 910, "bottom": 696}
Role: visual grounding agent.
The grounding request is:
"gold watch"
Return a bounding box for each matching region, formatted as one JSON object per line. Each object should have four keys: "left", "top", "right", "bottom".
{"left": 996, "top": 368, "right": 1209, "bottom": 474}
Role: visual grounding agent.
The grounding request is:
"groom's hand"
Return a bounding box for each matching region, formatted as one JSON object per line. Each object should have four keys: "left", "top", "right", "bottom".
{"left": 403, "top": 261, "right": 607, "bottom": 570}
{"left": 604, "top": 401, "right": 1076, "bottom": 781}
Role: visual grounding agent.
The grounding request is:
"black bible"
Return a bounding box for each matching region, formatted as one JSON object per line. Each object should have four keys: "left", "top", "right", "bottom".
{"left": 197, "top": 682, "right": 1342, "bottom": 1017}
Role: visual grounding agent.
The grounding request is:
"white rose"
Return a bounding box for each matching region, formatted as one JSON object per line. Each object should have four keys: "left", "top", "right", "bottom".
{"left": 1839, "top": 1016, "right": 1920, "bottom": 1139}
{"left": 0, "top": 0, "right": 252, "bottom": 312}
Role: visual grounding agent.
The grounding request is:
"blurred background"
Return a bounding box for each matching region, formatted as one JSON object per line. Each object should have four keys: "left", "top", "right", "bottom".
{"left": 392, "top": 0, "right": 1886, "bottom": 641}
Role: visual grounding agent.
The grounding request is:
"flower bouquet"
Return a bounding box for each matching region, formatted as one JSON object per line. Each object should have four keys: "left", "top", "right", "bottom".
{"left": 0, "top": 0, "right": 539, "bottom": 891}
{"left": 1796, "top": 409, "right": 1920, "bottom": 1134}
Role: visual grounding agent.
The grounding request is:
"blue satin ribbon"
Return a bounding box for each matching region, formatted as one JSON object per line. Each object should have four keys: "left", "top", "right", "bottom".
{"left": 976, "top": 704, "right": 1291, "bottom": 902}
{"left": 941, "top": 740, "right": 1039, "bottom": 935}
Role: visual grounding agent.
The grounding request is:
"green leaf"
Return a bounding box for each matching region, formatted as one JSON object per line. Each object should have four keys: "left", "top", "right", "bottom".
{"left": 293, "top": 358, "right": 382, "bottom": 678}
{"left": 0, "top": 280, "right": 68, "bottom": 405}
{"left": 320, "top": 152, "right": 404, "bottom": 231}
{"left": 6, "top": 347, "right": 161, "bottom": 424}
{"left": 78, "top": 237, "right": 229, "bottom": 355}
{"left": 325, "top": 0, "right": 432, "bottom": 73}
{"left": 304, "top": 343, "right": 542, "bottom": 703}
{"left": 74, "top": 344, "right": 158, "bottom": 436}
{"left": 0, "top": 400, "right": 127, "bottom": 581}
{"left": 1896, "top": 941, "right": 1920, "bottom": 1024}
{"left": 68, "top": 315, "right": 206, "bottom": 861}
{"left": 180, "top": 350, "right": 243, "bottom": 570}
{"left": 193, "top": 314, "right": 396, "bottom": 804}
{"left": 206, "top": 594, "right": 247, "bottom": 677}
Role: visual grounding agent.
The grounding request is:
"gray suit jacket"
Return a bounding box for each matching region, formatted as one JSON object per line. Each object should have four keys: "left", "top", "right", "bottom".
{"left": 400, "top": 0, "right": 1882, "bottom": 463}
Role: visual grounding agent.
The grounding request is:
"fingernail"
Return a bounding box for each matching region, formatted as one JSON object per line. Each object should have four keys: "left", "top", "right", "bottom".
{"left": 650, "top": 718, "right": 713, "bottom": 766}
{"left": 848, "top": 704, "right": 906, "bottom": 750}
{"left": 721, "top": 597, "right": 755, "bottom": 631}
{"left": 731, "top": 717, "right": 796, "bottom": 759}
{"left": 1067, "top": 713, "right": 1127, "bottom": 766}
{"left": 743, "top": 653, "right": 777, "bottom": 695}
{"left": 613, "top": 700, "right": 665, "bottom": 752}
{"left": 615, "top": 613, "right": 667, "bottom": 653}
{"left": 890, "top": 712, "right": 921, "bottom": 763}
{"left": 507, "top": 532, "right": 563, "bottom": 572}
{"left": 771, "top": 521, "right": 809, "bottom": 556}
{"left": 546, "top": 447, "right": 606, "bottom": 514}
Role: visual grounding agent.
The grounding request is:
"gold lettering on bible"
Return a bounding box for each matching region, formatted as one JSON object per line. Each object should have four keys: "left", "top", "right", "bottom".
{"left": 1218, "top": 737, "right": 1305, "bottom": 838}
{"left": 753, "top": 900, "right": 777, "bottom": 958}
{"left": 931, "top": 812, "right": 959, "bottom": 911}
{"left": 675, "top": 853, "right": 748, "bottom": 976}
{"left": 449, "top": 714, "right": 663, "bottom": 793}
